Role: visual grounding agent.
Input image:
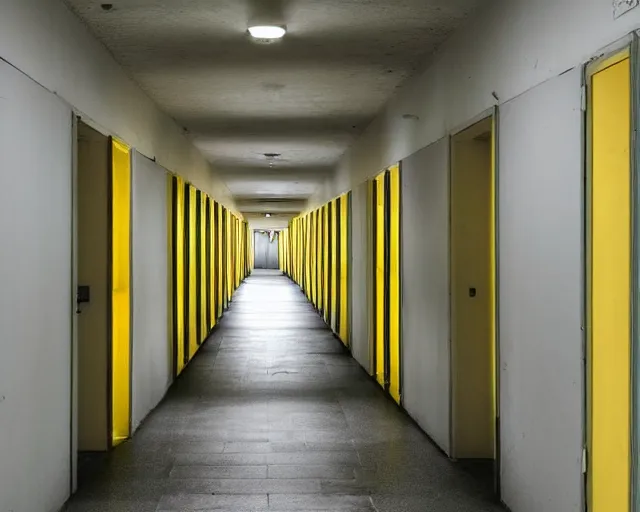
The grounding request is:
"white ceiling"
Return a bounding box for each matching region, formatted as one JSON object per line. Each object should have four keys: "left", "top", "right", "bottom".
{"left": 65, "top": 0, "right": 482, "bottom": 216}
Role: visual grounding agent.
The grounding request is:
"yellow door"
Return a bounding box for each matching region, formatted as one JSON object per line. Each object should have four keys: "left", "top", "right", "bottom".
{"left": 317, "top": 210, "right": 323, "bottom": 312}
{"left": 373, "top": 173, "right": 386, "bottom": 388}
{"left": 217, "top": 203, "right": 224, "bottom": 318}
{"left": 324, "top": 206, "right": 330, "bottom": 321}
{"left": 187, "top": 185, "right": 198, "bottom": 360}
{"left": 110, "top": 138, "right": 131, "bottom": 446}
{"left": 209, "top": 197, "right": 216, "bottom": 330}
{"left": 311, "top": 211, "right": 317, "bottom": 307}
{"left": 339, "top": 193, "right": 349, "bottom": 344}
{"left": 588, "top": 50, "right": 631, "bottom": 512}
{"left": 331, "top": 200, "right": 338, "bottom": 331}
{"left": 388, "top": 165, "right": 401, "bottom": 403}
{"left": 198, "top": 191, "right": 206, "bottom": 343}
{"left": 169, "top": 175, "right": 186, "bottom": 376}
{"left": 450, "top": 117, "right": 496, "bottom": 459}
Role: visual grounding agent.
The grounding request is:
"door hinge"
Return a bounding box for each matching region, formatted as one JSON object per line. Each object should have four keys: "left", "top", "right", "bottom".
{"left": 581, "top": 85, "right": 587, "bottom": 112}
{"left": 582, "top": 446, "right": 588, "bottom": 474}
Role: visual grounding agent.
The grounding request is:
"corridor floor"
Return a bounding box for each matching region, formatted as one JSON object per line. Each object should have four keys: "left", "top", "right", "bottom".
{"left": 65, "top": 270, "right": 503, "bottom": 512}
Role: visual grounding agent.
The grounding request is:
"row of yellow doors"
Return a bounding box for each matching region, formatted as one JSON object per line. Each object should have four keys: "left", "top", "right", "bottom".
{"left": 284, "top": 193, "right": 350, "bottom": 344}
{"left": 273, "top": 45, "right": 636, "bottom": 510}
{"left": 168, "top": 176, "right": 250, "bottom": 378}
{"left": 77, "top": 123, "right": 251, "bottom": 453}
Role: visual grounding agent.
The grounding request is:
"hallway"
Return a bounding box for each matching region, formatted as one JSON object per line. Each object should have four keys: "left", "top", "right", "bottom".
{"left": 65, "top": 270, "right": 501, "bottom": 512}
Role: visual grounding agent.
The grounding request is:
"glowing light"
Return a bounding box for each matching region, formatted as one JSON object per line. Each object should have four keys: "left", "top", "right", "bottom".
{"left": 248, "top": 25, "right": 286, "bottom": 39}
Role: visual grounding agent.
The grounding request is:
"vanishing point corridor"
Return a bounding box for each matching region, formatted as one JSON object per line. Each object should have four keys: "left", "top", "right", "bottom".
{"left": 65, "top": 270, "right": 500, "bottom": 512}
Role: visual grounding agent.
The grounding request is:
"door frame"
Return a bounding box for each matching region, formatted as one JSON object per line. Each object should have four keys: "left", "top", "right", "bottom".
{"left": 70, "top": 114, "right": 79, "bottom": 494}
{"left": 447, "top": 106, "right": 501, "bottom": 495}
{"left": 70, "top": 120, "right": 135, "bottom": 487}
{"left": 583, "top": 33, "right": 638, "bottom": 512}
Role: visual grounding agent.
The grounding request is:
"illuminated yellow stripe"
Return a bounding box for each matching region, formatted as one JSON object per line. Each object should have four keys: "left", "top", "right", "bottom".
{"left": 172, "top": 177, "right": 185, "bottom": 375}
{"left": 200, "top": 192, "right": 207, "bottom": 339}
{"left": 340, "top": 193, "right": 349, "bottom": 344}
{"left": 389, "top": 164, "right": 401, "bottom": 403}
{"left": 217, "top": 203, "right": 224, "bottom": 318}
{"left": 209, "top": 197, "right": 216, "bottom": 329}
{"left": 375, "top": 173, "right": 385, "bottom": 387}
{"left": 111, "top": 138, "right": 131, "bottom": 446}
{"left": 324, "top": 206, "right": 330, "bottom": 322}
{"left": 188, "top": 185, "right": 198, "bottom": 360}
{"left": 589, "top": 53, "right": 631, "bottom": 512}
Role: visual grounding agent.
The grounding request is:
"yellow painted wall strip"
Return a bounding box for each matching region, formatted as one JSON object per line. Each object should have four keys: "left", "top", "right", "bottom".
{"left": 589, "top": 54, "right": 631, "bottom": 512}
{"left": 375, "top": 173, "right": 385, "bottom": 388}
{"left": 340, "top": 194, "right": 349, "bottom": 344}
{"left": 389, "top": 164, "right": 401, "bottom": 403}
{"left": 111, "top": 138, "right": 131, "bottom": 446}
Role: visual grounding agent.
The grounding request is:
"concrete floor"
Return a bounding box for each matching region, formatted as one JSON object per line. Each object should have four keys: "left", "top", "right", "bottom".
{"left": 65, "top": 270, "right": 504, "bottom": 511}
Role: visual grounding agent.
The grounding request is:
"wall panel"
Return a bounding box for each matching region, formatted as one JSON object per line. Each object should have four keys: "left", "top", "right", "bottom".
{"left": 0, "top": 59, "right": 72, "bottom": 512}
{"left": 350, "top": 182, "right": 370, "bottom": 372}
{"left": 400, "top": 138, "right": 451, "bottom": 453}
{"left": 498, "top": 68, "right": 583, "bottom": 512}
{"left": 131, "top": 151, "right": 170, "bottom": 432}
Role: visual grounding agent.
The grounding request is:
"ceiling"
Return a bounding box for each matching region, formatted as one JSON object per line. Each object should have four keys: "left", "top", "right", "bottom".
{"left": 66, "top": 0, "right": 482, "bottom": 218}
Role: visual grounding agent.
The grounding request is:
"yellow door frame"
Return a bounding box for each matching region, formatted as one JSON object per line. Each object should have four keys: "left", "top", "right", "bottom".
{"left": 585, "top": 38, "right": 635, "bottom": 512}
{"left": 109, "top": 137, "right": 132, "bottom": 447}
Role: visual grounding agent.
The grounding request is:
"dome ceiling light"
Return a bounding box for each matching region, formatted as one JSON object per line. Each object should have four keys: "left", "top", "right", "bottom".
{"left": 248, "top": 25, "right": 286, "bottom": 40}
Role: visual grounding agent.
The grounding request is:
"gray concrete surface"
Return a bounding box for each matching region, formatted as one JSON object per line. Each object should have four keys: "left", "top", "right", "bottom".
{"left": 63, "top": 0, "right": 483, "bottom": 211}
{"left": 64, "top": 270, "right": 503, "bottom": 511}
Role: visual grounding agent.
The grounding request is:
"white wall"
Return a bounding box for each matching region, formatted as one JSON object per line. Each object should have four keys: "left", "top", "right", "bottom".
{"left": 318, "top": 0, "right": 640, "bottom": 203}
{"left": 349, "top": 181, "right": 370, "bottom": 372}
{"left": 131, "top": 151, "right": 171, "bottom": 432}
{"left": 400, "top": 139, "right": 451, "bottom": 455}
{"left": 0, "top": 0, "right": 236, "bottom": 211}
{"left": 0, "top": 60, "right": 72, "bottom": 512}
{"left": 498, "top": 68, "right": 583, "bottom": 512}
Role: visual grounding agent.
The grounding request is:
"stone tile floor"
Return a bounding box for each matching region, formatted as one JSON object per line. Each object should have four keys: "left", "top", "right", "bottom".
{"left": 64, "top": 270, "right": 504, "bottom": 511}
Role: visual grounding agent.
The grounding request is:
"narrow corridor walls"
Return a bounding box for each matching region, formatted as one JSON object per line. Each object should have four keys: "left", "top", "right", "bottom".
{"left": 285, "top": 193, "right": 351, "bottom": 348}
{"left": 169, "top": 177, "right": 251, "bottom": 377}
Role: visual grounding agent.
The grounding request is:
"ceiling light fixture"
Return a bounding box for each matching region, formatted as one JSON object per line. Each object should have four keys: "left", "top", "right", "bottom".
{"left": 248, "top": 25, "right": 286, "bottom": 40}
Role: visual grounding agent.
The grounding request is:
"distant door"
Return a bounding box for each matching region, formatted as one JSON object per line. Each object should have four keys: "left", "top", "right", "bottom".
{"left": 254, "top": 231, "right": 279, "bottom": 269}
{"left": 450, "top": 115, "right": 496, "bottom": 461}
